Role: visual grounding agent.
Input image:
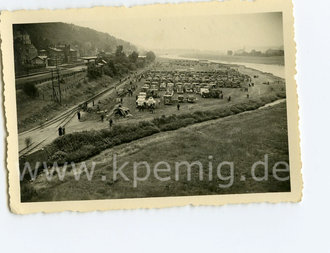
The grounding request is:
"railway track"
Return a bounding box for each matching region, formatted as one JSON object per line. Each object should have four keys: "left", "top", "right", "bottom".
{"left": 18, "top": 68, "right": 149, "bottom": 157}
{"left": 19, "top": 137, "right": 49, "bottom": 157}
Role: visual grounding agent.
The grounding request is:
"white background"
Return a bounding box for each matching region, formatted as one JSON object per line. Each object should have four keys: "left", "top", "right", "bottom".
{"left": 0, "top": 0, "right": 329, "bottom": 252}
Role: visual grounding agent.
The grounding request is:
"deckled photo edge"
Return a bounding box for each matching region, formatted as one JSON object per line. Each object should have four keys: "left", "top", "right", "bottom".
{"left": 0, "top": 0, "right": 302, "bottom": 214}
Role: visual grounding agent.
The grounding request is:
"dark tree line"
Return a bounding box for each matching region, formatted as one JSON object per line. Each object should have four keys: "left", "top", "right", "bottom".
{"left": 88, "top": 45, "right": 156, "bottom": 80}
{"left": 13, "top": 23, "right": 137, "bottom": 55}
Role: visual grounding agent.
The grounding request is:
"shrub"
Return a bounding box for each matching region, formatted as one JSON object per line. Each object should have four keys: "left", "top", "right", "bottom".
{"left": 20, "top": 182, "right": 38, "bottom": 202}
{"left": 26, "top": 96, "right": 283, "bottom": 165}
{"left": 23, "top": 83, "right": 38, "bottom": 98}
{"left": 49, "top": 151, "right": 67, "bottom": 164}
{"left": 159, "top": 118, "right": 196, "bottom": 131}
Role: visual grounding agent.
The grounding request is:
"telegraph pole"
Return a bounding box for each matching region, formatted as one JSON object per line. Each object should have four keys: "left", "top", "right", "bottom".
{"left": 57, "top": 67, "right": 62, "bottom": 104}
{"left": 51, "top": 69, "right": 58, "bottom": 102}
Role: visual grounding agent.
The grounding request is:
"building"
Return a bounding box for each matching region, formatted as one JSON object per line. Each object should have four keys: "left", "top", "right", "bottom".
{"left": 31, "top": 56, "right": 48, "bottom": 67}
{"left": 70, "top": 48, "right": 78, "bottom": 62}
{"left": 38, "top": 49, "right": 47, "bottom": 56}
{"left": 47, "top": 44, "right": 79, "bottom": 66}
{"left": 48, "top": 47, "right": 65, "bottom": 66}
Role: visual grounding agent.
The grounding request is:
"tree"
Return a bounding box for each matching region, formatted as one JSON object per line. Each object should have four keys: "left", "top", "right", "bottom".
{"left": 104, "top": 60, "right": 117, "bottom": 77}
{"left": 146, "top": 51, "right": 156, "bottom": 62}
{"left": 87, "top": 63, "right": 103, "bottom": 79}
{"left": 129, "top": 51, "right": 139, "bottom": 63}
{"left": 115, "top": 45, "right": 124, "bottom": 57}
{"left": 23, "top": 83, "right": 39, "bottom": 98}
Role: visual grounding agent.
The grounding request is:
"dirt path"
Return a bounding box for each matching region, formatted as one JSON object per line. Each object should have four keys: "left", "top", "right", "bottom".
{"left": 18, "top": 68, "right": 148, "bottom": 156}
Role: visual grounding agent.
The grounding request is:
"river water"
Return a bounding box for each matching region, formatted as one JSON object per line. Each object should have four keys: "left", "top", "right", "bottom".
{"left": 160, "top": 54, "right": 285, "bottom": 79}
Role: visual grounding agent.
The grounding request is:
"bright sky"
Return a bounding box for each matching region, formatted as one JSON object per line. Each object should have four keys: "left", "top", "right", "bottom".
{"left": 72, "top": 12, "right": 283, "bottom": 52}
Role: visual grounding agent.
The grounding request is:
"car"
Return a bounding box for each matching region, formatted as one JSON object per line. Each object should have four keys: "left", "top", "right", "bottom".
{"left": 177, "top": 84, "right": 184, "bottom": 94}
{"left": 136, "top": 97, "right": 146, "bottom": 107}
{"left": 184, "top": 83, "right": 194, "bottom": 93}
{"left": 159, "top": 82, "right": 167, "bottom": 91}
{"left": 146, "top": 97, "right": 156, "bottom": 107}
{"left": 200, "top": 87, "right": 209, "bottom": 96}
{"left": 187, "top": 95, "right": 197, "bottom": 103}
{"left": 138, "top": 92, "right": 147, "bottom": 97}
{"left": 178, "top": 95, "right": 185, "bottom": 103}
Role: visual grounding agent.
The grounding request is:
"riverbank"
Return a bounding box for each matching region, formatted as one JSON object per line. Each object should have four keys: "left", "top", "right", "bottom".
{"left": 180, "top": 54, "right": 284, "bottom": 66}
{"left": 160, "top": 54, "right": 286, "bottom": 78}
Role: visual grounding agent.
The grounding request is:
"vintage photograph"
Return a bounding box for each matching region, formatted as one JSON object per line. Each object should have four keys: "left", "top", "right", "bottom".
{"left": 1, "top": 0, "right": 301, "bottom": 213}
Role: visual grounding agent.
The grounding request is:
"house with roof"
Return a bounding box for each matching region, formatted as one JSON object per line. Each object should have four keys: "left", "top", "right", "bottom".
{"left": 48, "top": 47, "right": 65, "bottom": 66}
{"left": 31, "top": 55, "right": 48, "bottom": 67}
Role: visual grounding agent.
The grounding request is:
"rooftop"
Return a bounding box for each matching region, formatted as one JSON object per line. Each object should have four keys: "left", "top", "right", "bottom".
{"left": 49, "top": 47, "right": 63, "bottom": 52}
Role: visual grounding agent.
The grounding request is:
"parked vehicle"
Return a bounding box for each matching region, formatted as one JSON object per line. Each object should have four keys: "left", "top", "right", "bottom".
{"left": 177, "top": 83, "right": 184, "bottom": 94}
{"left": 159, "top": 82, "right": 167, "bottom": 91}
{"left": 136, "top": 96, "right": 146, "bottom": 108}
{"left": 163, "top": 91, "right": 174, "bottom": 105}
{"left": 141, "top": 84, "right": 150, "bottom": 92}
{"left": 167, "top": 82, "right": 174, "bottom": 92}
{"left": 200, "top": 87, "right": 210, "bottom": 96}
{"left": 185, "top": 83, "right": 194, "bottom": 93}
{"left": 138, "top": 92, "right": 147, "bottom": 97}
{"left": 193, "top": 83, "right": 200, "bottom": 93}
{"left": 178, "top": 95, "right": 185, "bottom": 103}
{"left": 187, "top": 95, "right": 197, "bottom": 103}
{"left": 146, "top": 97, "right": 155, "bottom": 107}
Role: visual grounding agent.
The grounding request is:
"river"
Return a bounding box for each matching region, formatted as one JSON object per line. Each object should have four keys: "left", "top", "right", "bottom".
{"left": 160, "top": 54, "right": 285, "bottom": 79}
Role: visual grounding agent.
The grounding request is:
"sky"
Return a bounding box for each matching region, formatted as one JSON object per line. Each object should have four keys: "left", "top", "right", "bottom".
{"left": 72, "top": 12, "right": 283, "bottom": 53}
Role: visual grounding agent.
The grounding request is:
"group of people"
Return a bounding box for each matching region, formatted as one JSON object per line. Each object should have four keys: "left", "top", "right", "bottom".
{"left": 77, "top": 109, "right": 114, "bottom": 127}
{"left": 58, "top": 126, "right": 66, "bottom": 136}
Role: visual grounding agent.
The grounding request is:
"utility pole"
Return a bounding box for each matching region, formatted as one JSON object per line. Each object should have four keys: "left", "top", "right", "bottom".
{"left": 57, "top": 67, "right": 62, "bottom": 104}
{"left": 51, "top": 69, "right": 58, "bottom": 102}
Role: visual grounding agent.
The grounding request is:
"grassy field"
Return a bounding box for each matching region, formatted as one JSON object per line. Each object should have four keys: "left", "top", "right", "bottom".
{"left": 21, "top": 102, "right": 290, "bottom": 201}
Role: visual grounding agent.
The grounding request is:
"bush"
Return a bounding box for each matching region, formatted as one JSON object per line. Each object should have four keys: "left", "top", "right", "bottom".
{"left": 159, "top": 118, "right": 196, "bottom": 131}
{"left": 43, "top": 122, "right": 160, "bottom": 163}
{"left": 23, "top": 82, "right": 38, "bottom": 98}
{"left": 49, "top": 151, "right": 67, "bottom": 164}
{"left": 21, "top": 182, "right": 38, "bottom": 202}
{"left": 26, "top": 95, "right": 283, "bottom": 165}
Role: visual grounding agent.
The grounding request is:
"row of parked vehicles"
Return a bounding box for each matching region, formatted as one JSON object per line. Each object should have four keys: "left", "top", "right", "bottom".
{"left": 144, "top": 69, "right": 251, "bottom": 88}
{"left": 141, "top": 79, "right": 224, "bottom": 98}
{"left": 136, "top": 68, "right": 250, "bottom": 108}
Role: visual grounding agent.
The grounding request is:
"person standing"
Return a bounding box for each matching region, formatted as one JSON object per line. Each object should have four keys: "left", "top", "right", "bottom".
{"left": 62, "top": 126, "right": 66, "bottom": 135}
{"left": 58, "top": 126, "right": 63, "bottom": 137}
{"left": 177, "top": 103, "right": 180, "bottom": 111}
{"left": 77, "top": 111, "right": 81, "bottom": 121}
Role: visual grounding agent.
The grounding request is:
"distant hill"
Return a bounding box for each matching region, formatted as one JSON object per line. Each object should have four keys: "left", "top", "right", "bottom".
{"left": 13, "top": 22, "right": 137, "bottom": 56}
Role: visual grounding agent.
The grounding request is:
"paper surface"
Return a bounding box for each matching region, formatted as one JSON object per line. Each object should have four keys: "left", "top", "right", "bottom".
{"left": 0, "top": 0, "right": 302, "bottom": 214}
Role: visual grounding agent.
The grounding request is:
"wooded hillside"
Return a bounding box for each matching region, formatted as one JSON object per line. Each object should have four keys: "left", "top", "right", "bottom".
{"left": 13, "top": 22, "right": 137, "bottom": 54}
